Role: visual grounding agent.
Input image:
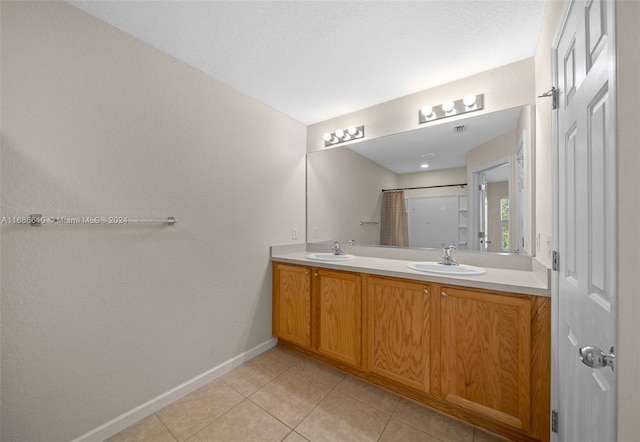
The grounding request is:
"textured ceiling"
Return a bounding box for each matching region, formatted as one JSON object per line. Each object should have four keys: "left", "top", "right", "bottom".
{"left": 68, "top": 1, "right": 547, "bottom": 125}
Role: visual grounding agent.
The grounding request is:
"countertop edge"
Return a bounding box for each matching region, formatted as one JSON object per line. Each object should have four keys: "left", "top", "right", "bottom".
{"left": 271, "top": 252, "right": 551, "bottom": 298}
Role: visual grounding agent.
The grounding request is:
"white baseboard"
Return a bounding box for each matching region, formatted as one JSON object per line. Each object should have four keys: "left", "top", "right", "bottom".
{"left": 70, "top": 337, "right": 278, "bottom": 442}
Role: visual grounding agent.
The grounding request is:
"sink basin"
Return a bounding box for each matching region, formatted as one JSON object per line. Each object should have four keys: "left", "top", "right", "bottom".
{"left": 306, "top": 253, "right": 356, "bottom": 262}
{"left": 407, "top": 261, "right": 485, "bottom": 275}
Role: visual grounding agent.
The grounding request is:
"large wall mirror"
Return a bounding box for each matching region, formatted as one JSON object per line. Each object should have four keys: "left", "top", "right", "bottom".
{"left": 307, "top": 104, "right": 535, "bottom": 255}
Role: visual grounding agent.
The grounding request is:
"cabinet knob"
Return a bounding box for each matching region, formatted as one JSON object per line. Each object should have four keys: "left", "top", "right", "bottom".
{"left": 305, "top": 271, "right": 309, "bottom": 275}
{"left": 423, "top": 288, "right": 429, "bottom": 295}
{"left": 441, "top": 291, "right": 447, "bottom": 297}
{"left": 314, "top": 272, "right": 319, "bottom": 277}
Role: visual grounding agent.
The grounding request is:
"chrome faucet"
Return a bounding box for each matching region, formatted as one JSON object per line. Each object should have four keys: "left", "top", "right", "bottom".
{"left": 439, "top": 244, "right": 458, "bottom": 266}
{"left": 332, "top": 241, "right": 346, "bottom": 255}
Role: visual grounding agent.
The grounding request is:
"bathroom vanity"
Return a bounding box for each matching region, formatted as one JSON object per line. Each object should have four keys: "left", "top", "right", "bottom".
{"left": 271, "top": 247, "right": 550, "bottom": 442}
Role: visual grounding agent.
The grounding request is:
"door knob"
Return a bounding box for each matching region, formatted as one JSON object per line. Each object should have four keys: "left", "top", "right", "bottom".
{"left": 579, "top": 346, "right": 615, "bottom": 371}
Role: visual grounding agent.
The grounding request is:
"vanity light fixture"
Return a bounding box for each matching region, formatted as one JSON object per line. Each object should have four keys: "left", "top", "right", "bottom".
{"left": 442, "top": 99, "right": 455, "bottom": 113}
{"left": 419, "top": 93, "right": 484, "bottom": 125}
{"left": 323, "top": 125, "right": 365, "bottom": 147}
{"left": 463, "top": 93, "right": 477, "bottom": 108}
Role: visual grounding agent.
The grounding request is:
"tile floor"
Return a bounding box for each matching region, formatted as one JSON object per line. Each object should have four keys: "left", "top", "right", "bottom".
{"left": 106, "top": 346, "right": 511, "bottom": 442}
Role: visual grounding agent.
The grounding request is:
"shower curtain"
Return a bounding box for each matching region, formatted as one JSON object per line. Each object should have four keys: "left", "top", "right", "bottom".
{"left": 380, "top": 190, "right": 409, "bottom": 247}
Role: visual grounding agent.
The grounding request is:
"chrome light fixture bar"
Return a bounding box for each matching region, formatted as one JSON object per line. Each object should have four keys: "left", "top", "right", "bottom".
{"left": 418, "top": 93, "right": 484, "bottom": 125}
{"left": 323, "top": 125, "right": 365, "bottom": 147}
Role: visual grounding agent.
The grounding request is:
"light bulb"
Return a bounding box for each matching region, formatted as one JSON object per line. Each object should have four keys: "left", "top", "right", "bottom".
{"left": 421, "top": 105, "right": 433, "bottom": 117}
{"left": 335, "top": 128, "right": 344, "bottom": 138}
{"left": 420, "top": 163, "right": 430, "bottom": 168}
{"left": 323, "top": 132, "right": 332, "bottom": 142}
{"left": 442, "top": 100, "right": 455, "bottom": 113}
{"left": 347, "top": 126, "right": 357, "bottom": 135}
{"left": 463, "top": 93, "right": 477, "bottom": 107}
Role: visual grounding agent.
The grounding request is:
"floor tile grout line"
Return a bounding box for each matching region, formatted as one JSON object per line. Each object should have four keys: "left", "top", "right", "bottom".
{"left": 335, "top": 386, "right": 396, "bottom": 418}
{"left": 389, "top": 399, "right": 470, "bottom": 442}
{"left": 280, "top": 352, "right": 487, "bottom": 441}
{"left": 276, "top": 369, "right": 337, "bottom": 434}
{"left": 248, "top": 398, "right": 298, "bottom": 432}
{"left": 374, "top": 414, "right": 393, "bottom": 442}
{"left": 108, "top": 347, "right": 507, "bottom": 442}
{"left": 167, "top": 351, "right": 299, "bottom": 441}
{"left": 275, "top": 354, "right": 404, "bottom": 439}
{"left": 155, "top": 378, "right": 247, "bottom": 442}
{"left": 333, "top": 372, "right": 405, "bottom": 418}
{"left": 325, "top": 387, "right": 395, "bottom": 440}
{"left": 180, "top": 397, "right": 253, "bottom": 442}
{"left": 154, "top": 411, "right": 180, "bottom": 442}
{"left": 282, "top": 373, "right": 350, "bottom": 438}
{"left": 237, "top": 352, "right": 338, "bottom": 435}
{"left": 243, "top": 376, "right": 305, "bottom": 432}
{"left": 246, "top": 383, "right": 331, "bottom": 433}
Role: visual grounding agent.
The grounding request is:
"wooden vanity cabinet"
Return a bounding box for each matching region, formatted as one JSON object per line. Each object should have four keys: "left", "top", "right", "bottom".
{"left": 272, "top": 263, "right": 362, "bottom": 368}
{"left": 272, "top": 263, "right": 311, "bottom": 348}
{"left": 314, "top": 268, "right": 362, "bottom": 367}
{"left": 272, "top": 262, "right": 550, "bottom": 441}
{"left": 433, "top": 285, "right": 534, "bottom": 432}
{"left": 366, "top": 275, "right": 431, "bottom": 392}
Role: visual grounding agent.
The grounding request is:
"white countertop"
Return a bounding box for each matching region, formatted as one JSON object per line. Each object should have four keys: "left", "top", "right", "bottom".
{"left": 271, "top": 250, "right": 550, "bottom": 297}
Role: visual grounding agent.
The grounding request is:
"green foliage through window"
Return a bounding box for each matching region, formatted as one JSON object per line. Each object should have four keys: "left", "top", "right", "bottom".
{"left": 500, "top": 198, "right": 510, "bottom": 251}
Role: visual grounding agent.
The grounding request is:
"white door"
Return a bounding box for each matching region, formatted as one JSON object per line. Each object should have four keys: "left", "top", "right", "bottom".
{"left": 516, "top": 133, "right": 527, "bottom": 252}
{"left": 554, "top": 0, "right": 617, "bottom": 440}
{"left": 471, "top": 170, "right": 491, "bottom": 251}
{"left": 478, "top": 174, "right": 488, "bottom": 250}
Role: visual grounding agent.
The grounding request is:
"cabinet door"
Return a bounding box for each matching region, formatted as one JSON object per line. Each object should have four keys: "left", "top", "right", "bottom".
{"left": 367, "top": 276, "right": 430, "bottom": 392}
{"left": 315, "top": 269, "right": 361, "bottom": 367}
{"left": 272, "top": 263, "right": 311, "bottom": 348}
{"left": 436, "top": 286, "right": 532, "bottom": 431}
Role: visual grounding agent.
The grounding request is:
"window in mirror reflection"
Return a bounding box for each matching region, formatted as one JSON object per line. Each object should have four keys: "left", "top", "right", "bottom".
{"left": 501, "top": 198, "right": 510, "bottom": 252}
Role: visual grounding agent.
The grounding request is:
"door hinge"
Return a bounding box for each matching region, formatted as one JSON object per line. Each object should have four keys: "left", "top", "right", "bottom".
{"left": 539, "top": 86, "right": 559, "bottom": 110}
{"left": 552, "top": 410, "right": 559, "bottom": 433}
{"left": 552, "top": 250, "right": 560, "bottom": 271}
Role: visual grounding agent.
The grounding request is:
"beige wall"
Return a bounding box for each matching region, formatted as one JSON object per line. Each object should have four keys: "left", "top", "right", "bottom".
{"left": 616, "top": 1, "right": 640, "bottom": 440}
{"left": 466, "top": 130, "right": 517, "bottom": 173}
{"left": 1, "top": 2, "right": 306, "bottom": 441}
{"left": 307, "top": 146, "right": 397, "bottom": 246}
{"left": 399, "top": 167, "right": 468, "bottom": 199}
{"left": 307, "top": 58, "right": 536, "bottom": 153}
{"left": 516, "top": 104, "right": 535, "bottom": 255}
{"left": 534, "top": 0, "right": 564, "bottom": 267}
